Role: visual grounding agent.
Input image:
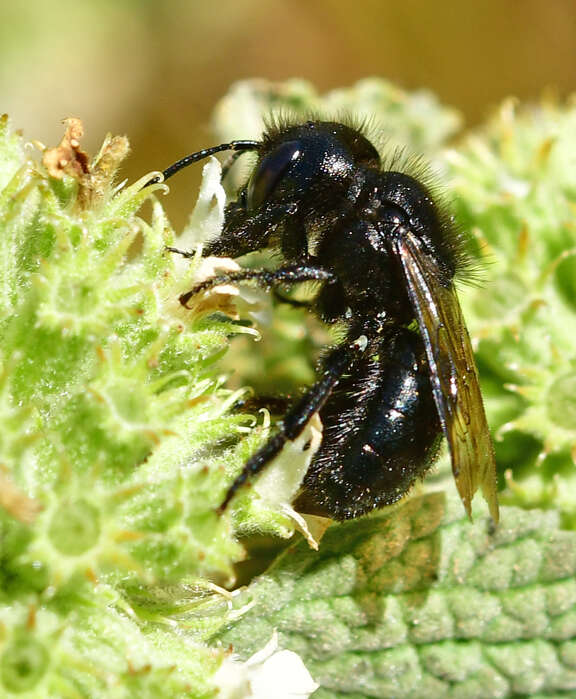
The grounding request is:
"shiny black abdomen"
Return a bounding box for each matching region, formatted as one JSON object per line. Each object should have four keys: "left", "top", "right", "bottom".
{"left": 296, "top": 327, "right": 442, "bottom": 520}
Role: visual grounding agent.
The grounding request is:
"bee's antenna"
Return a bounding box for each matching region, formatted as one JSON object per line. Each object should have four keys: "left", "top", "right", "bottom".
{"left": 146, "top": 140, "right": 260, "bottom": 187}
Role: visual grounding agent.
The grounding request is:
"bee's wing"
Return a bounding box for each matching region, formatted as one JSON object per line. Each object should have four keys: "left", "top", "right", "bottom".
{"left": 393, "top": 230, "right": 499, "bottom": 522}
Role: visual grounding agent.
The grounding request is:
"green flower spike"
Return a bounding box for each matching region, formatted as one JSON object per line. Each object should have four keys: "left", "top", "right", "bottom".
{"left": 0, "top": 114, "right": 252, "bottom": 697}
{"left": 446, "top": 97, "right": 576, "bottom": 523}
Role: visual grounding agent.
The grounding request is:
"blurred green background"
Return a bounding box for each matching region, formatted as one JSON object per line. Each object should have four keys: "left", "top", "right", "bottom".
{"left": 2, "top": 0, "right": 575, "bottom": 227}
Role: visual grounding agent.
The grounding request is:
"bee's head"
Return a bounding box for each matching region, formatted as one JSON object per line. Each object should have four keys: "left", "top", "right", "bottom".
{"left": 242, "top": 120, "right": 381, "bottom": 213}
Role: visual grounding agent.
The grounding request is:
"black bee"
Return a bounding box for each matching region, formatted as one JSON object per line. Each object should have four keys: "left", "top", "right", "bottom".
{"left": 150, "top": 119, "right": 499, "bottom": 522}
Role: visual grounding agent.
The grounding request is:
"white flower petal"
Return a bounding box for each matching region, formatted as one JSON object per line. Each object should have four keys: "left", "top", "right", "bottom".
{"left": 179, "top": 156, "right": 226, "bottom": 248}
{"left": 249, "top": 648, "right": 319, "bottom": 698}
{"left": 215, "top": 632, "right": 319, "bottom": 699}
{"left": 253, "top": 414, "right": 323, "bottom": 508}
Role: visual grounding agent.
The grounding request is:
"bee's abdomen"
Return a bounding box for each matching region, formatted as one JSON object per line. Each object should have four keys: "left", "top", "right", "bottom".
{"left": 297, "top": 327, "right": 442, "bottom": 520}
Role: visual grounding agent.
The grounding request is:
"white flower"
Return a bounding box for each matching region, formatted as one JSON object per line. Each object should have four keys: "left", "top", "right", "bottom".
{"left": 215, "top": 631, "right": 319, "bottom": 699}
{"left": 253, "top": 413, "right": 330, "bottom": 549}
{"left": 253, "top": 413, "right": 323, "bottom": 508}
{"left": 179, "top": 156, "right": 227, "bottom": 248}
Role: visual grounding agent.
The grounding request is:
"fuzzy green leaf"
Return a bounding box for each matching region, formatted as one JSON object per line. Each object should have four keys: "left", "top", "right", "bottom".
{"left": 215, "top": 493, "right": 576, "bottom": 697}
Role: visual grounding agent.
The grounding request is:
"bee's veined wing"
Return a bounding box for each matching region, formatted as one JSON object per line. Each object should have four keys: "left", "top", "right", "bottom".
{"left": 393, "top": 230, "right": 499, "bottom": 522}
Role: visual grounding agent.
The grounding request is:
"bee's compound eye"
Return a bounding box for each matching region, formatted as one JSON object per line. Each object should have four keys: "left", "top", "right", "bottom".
{"left": 247, "top": 140, "right": 302, "bottom": 210}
